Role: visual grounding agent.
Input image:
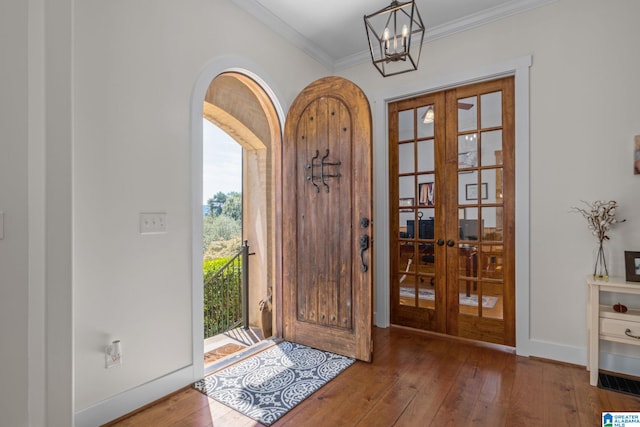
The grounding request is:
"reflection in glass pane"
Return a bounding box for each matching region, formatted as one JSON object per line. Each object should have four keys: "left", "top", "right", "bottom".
{"left": 458, "top": 280, "right": 479, "bottom": 317}
{"left": 481, "top": 244, "right": 503, "bottom": 281}
{"left": 479, "top": 169, "right": 495, "bottom": 203}
{"left": 417, "top": 279, "right": 435, "bottom": 309}
{"left": 417, "top": 139, "right": 435, "bottom": 172}
{"left": 398, "top": 280, "right": 415, "bottom": 306}
{"left": 399, "top": 175, "right": 414, "bottom": 199}
{"left": 412, "top": 216, "right": 434, "bottom": 241}
{"left": 480, "top": 130, "right": 502, "bottom": 166}
{"left": 481, "top": 168, "right": 503, "bottom": 204}
{"left": 458, "top": 96, "right": 477, "bottom": 132}
{"left": 398, "top": 109, "right": 414, "bottom": 141}
{"left": 483, "top": 281, "right": 504, "bottom": 320}
{"left": 398, "top": 241, "right": 416, "bottom": 307}
{"left": 417, "top": 175, "right": 435, "bottom": 206}
{"left": 458, "top": 207, "right": 476, "bottom": 221}
{"left": 458, "top": 244, "right": 478, "bottom": 276}
{"left": 417, "top": 105, "right": 435, "bottom": 139}
{"left": 481, "top": 91, "right": 502, "bottom": 128}
{"left": 459, "top": 216, "right": 480, "bottom": 241}
{"left": 458, "top": 134, "right": 477, "bottom": 168}
{"left": 398, "top": 243, "right": 416, "bottom": 273}
{"left": 418, "top": 207, "right": 435, "bottom": 221}
{"left": 399, "top": 210, "right": 414, "bottom": 239}
{"left": 399, "top": 142, "right": 414, "bottom": 174}
{"left": 417, "top": 243, "right": 435, "bottom": 268}
{"left": 458, "top": 170, "right": 478, "bottom": 206}
{"left": 481, "top": 207, "right": 502, "bottom": 240}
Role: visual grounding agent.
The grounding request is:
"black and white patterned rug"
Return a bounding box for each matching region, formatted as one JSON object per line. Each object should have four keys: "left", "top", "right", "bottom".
{"left": 193, "top": 341, "right": 355, "bottom": 426}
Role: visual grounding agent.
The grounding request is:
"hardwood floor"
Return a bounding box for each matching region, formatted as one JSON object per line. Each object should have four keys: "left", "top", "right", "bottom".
{"left": 105, "top": 327, "right": 640, "bottom": 427}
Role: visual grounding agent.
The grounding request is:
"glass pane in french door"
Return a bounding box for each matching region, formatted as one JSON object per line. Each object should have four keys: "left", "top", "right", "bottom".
{"left": 396, "top": 103, "right": 438, "bottom": 312}
{"left": 455, "top": 89, "right": 505, "bottom": 323}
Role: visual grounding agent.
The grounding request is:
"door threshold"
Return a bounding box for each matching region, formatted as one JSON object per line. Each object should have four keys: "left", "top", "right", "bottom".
{"left": 204, "top": 336, "right": 282, "bottom": 376}
{"left": 390, "top": 324, "right": 515, "bottom": 354}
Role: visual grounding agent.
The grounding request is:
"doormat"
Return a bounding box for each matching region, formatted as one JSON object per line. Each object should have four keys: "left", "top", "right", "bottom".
{"left": 193, "top": 341, "right": 355, "bottom": 426}
{"left": 399, "top": 287, "right": 498, "bottom": 308}
{"left": 599, "top": 372, "right": 640, "bottom": 397}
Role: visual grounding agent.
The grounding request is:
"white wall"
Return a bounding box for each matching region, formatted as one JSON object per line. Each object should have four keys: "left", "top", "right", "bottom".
{"left": 72, "top": 0, "right": 327, "bottom": 423}
{"left": 0, "top": 0, "right": 29, "bottom": 425}
{"left": 9, "top": 0, "right": 640, "bottom": 425}
{"left": 341, "top": 0, "right": 640, "bottom": 370}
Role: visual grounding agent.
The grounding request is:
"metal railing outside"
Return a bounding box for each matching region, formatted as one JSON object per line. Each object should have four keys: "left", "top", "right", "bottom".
{"left": 203, "top": 241, "right": 250, "bottom": 339}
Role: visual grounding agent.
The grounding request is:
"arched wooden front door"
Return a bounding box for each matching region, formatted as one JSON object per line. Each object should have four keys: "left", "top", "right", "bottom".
{"left": 282, "top": 77, "right": 373, "bottom": 361}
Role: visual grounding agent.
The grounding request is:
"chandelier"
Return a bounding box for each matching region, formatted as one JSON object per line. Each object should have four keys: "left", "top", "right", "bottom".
{"left": 364, "top": 0, "right": 425, "bottom": 77}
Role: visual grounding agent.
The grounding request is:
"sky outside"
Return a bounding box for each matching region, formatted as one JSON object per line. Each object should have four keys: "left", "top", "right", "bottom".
{"left": 203, "top": 119, "right": 242, "bottom": 204}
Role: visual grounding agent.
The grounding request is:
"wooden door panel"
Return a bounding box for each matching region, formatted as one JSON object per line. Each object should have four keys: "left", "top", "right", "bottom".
{"left": 283, "top": 77, "right": 372, "bottom": 361}
{"left": 295, "top": 97, "right": 353, "bottom": 329}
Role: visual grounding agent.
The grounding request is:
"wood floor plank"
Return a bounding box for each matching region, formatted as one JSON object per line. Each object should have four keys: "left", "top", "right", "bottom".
{"left": 542, "top": 360, "right": 581, "bottom": 425}
{"left": 498, "top": 357, "right": 546, "bottom": 427}
{"left": 275, "top": 358, "right": 396, "bottom": 426}
{"left": 177, "top": 398, "right": 256, "bottom": 427}
{"left": 104, "top": 388, "right": 214, "bottom": 427}
{"left": 465, "top": 346, "right": 514, "bottom": 426}
{"left": 432, "top": 345, "right": 502, "bottom": 426}
{"left": 393, "top": 337, "right": 469, "bottom": 426}
{"left": 354, "top": 334, "right": 448, "bottom": 426}
{"left": 105, "top": 327, "right": 640, "bottom": 427}
{"left": 571, "top": 367, "right": 613, "bottom": 426}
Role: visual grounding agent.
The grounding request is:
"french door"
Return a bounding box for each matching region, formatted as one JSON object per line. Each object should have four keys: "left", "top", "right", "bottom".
{"left": 389, "top": 77, "right": 515, "bottom": 346}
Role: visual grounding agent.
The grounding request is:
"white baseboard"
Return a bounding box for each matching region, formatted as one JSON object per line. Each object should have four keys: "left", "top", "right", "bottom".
{"left": 516, "top": 337, "right": 640, "bottom": 379}
{"left": 519, "top": 337, "right": 586, "bottom": 365}
{"left": 600, "top": 352, "right": 640, "bottom": 378}
{"left": 74, "top": 365, "right": 197, "bottom": 427}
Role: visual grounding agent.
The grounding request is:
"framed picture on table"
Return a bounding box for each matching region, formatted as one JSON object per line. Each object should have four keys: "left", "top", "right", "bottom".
{"left": 625, "top": 251, "right": 640, "bottom": 282}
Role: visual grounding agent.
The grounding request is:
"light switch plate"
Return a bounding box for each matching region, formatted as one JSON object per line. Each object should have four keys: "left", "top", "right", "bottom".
{"left": 139, "top": 212, "right": 167, "bottom": 234}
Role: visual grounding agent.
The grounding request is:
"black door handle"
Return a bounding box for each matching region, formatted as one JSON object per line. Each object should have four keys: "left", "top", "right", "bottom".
{"left": 437, "top": 239, "right": 445, "bottom": 246}
{"left": 447, "top": 240, "right": 455, "bottom": 247}
{"left": 359, "top": 234, "right": 370, "bottom": 272}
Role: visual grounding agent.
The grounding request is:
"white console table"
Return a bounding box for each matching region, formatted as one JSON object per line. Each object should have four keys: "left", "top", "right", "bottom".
{"left": 587, "top": 275, "right": 640, "bottom": 386}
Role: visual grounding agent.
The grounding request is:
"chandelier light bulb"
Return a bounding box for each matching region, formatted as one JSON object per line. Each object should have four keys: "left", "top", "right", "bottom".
{"left": 423, "top": 106, "right": 434, "bottom": 123}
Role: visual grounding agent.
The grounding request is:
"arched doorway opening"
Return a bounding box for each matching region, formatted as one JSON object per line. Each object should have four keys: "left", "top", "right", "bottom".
{"left": 200, "top": 71, "right": 282, "bottom": 367}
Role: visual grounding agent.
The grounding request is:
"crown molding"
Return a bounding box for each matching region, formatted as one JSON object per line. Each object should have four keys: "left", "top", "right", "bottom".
{"left": 425, "top": 0, "right": 558, "bottom": 43}
{"left": 233, "top": 0, "right": 557, "bottom": 72}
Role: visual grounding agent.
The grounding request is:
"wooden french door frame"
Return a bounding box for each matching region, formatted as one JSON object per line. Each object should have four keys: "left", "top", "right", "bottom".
{"left": 389, "top": 77, "right": 515, "bottom": 346}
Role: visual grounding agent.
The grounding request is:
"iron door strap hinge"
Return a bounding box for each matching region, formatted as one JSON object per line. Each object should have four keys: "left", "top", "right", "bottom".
{"left": 305, "top": 149, "right": 341, "bottom": 193}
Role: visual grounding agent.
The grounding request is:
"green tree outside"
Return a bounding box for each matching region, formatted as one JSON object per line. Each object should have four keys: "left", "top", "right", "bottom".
{"left": 207, "top": 191, "right": 227, "bottom": 218}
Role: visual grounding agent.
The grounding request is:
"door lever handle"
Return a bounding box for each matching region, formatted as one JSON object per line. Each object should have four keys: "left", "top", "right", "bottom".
{"left": 359, "top": 234, "right": 370, "bottom": 272}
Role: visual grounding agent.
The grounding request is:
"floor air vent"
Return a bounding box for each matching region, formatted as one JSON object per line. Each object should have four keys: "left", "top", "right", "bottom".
{"left": 598, "top": 372, "right": 640, "bottom": 397}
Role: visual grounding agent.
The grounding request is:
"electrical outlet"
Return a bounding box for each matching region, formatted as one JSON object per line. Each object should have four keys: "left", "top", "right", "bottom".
{"left": 105, "top": 340, "right": 122, "bottom": 368}
{"left": 139, "top": 212, "right": 167, "bottom": 234}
